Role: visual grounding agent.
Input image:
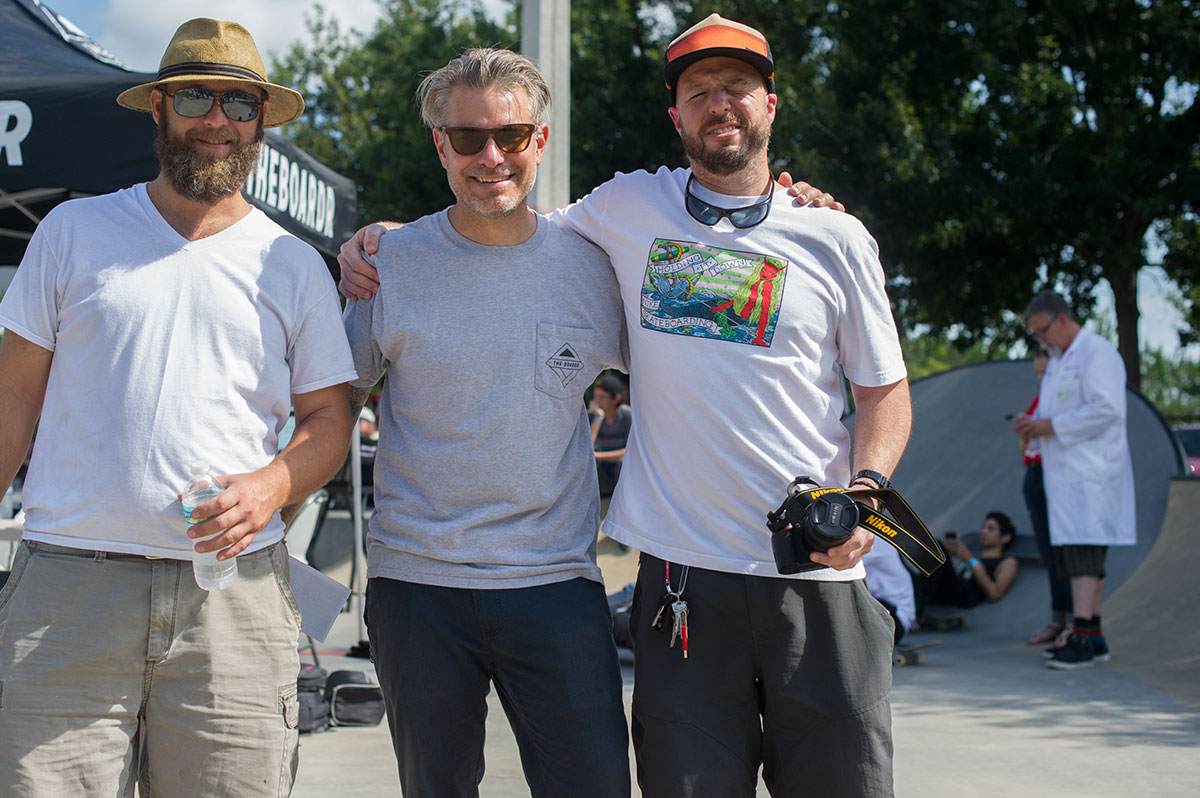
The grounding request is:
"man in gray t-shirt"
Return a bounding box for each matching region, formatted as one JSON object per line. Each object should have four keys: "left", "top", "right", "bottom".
{"left": 342, "top": 49, "right": 631, "bottom": 796}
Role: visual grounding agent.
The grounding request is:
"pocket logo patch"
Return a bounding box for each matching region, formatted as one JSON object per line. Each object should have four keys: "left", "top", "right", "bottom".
{"left": 545, "top": 343, "right": 584, "bottom": 387}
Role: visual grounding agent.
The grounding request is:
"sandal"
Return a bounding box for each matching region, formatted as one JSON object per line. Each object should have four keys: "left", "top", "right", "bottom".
{"left": 1027, "top": 622, "right": 1065, "bottom": 645}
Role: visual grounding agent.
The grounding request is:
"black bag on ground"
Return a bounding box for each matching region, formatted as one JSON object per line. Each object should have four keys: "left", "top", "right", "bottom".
{"left": 607, "top": 582, "right": 635, "bottom": 651}
{"left": 297, "top": 664, "right": 331, "bottom": 734}
{"left": 325, "top": 669, "right": 386, "bottom": 727}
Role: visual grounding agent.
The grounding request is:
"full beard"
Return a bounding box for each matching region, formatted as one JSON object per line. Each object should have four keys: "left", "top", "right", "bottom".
{"left": 681, "top": 112, "right": 771, "bottom": 176}
{"left": 155, "top": 119, "right": 264, "bottom": 205}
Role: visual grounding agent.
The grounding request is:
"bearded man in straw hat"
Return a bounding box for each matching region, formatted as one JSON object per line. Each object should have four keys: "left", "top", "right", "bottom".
{"left": 0, "top": 18, "right": 354, "bottom": 796}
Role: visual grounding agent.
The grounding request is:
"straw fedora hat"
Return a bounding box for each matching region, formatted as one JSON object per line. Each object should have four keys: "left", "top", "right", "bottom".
{"left": 117, "top": 18, "right": 304, "bottom": 128}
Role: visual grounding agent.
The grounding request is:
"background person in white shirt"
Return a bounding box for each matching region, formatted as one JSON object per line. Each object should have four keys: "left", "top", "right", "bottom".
{"left": 1013, "top": 289, "right": 1135, "bottom": 671}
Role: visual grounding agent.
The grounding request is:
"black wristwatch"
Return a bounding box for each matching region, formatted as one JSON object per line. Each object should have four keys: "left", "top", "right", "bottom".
{"left": 851, "top": 469, "right": 891, "bottom": 490}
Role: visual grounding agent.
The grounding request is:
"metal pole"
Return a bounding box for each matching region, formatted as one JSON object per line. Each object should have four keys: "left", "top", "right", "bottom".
{"left": 521, "top": 0, "right": 570, "bottom": 211}
{"left": 350, "top": 420, "right": 366, "bottom": 641}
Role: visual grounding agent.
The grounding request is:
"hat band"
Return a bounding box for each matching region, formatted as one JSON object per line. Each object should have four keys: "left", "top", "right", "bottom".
{"left": 158, "top": 61, "right": 266, "bottom": 84}
{"left": 667, "top": 28, "right": 769, "bottom": 63}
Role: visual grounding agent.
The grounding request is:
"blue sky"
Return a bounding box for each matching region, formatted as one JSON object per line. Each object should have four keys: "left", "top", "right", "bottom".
{"left": 42, "top": 0, "right": 386, "bottom": 73}
{"left": 30, "top": 0, "right": 1191, "bottom": 353}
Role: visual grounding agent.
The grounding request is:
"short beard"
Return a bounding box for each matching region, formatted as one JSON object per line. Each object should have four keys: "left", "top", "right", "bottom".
{"left": 681, "top": 112, "right": 770, "bottom": 176}
{"left": 155, "top": 117, "right": 264, "bottom": 205}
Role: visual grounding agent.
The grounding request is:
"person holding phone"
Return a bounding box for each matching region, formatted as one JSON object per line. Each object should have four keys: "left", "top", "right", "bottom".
{"left": 913, "top": 513, "right": 1020, "bottom": 610}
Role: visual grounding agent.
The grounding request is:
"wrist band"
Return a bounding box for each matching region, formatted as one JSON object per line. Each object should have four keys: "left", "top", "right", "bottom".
{"left": 852, "top": 469, "right": 891, "bottom": 490}
{"left": 967, "top": 558, "right": 980, "bottom": 569}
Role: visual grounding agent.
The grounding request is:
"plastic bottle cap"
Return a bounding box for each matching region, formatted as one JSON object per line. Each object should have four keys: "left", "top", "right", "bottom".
{"left": 188, "top": 464, "right": 207, "bottom": 478}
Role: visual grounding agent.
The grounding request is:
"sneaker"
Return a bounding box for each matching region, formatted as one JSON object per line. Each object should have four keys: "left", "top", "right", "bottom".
{"left": 1046, "top": 633, "right": 1095, "bottom": 670}
{"left": 1091, "top": 635, "right": 1111, "bottom": 663}
{"left": 1042, "top": 625, "right": 1075, "bottom": 658}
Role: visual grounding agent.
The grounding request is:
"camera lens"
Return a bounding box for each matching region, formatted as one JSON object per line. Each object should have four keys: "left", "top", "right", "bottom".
{"left": 802, "top": 492, "right": 859, "bottom": 552}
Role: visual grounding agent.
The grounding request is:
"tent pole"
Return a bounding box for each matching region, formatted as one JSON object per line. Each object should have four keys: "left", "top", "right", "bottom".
{"left": 349, "top": 421, "right": 366, "bottom": 642}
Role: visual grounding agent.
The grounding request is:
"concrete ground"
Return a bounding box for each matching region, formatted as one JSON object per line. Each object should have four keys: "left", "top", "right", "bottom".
{"left": 288, "top": 513, "right": 1200, "bottom": 797}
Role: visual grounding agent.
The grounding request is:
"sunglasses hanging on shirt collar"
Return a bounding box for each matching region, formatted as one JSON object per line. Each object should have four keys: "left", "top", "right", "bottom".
{"left": 684, "top": 172, "right": 775, "bottom": 229}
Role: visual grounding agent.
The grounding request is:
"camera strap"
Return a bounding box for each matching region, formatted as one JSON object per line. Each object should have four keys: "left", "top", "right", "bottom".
{"left": 787, "top": 482, "right": 946, "bottom": 576}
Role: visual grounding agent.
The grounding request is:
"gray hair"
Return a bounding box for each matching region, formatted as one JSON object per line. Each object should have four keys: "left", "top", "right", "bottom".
{"left": 1024, "top": 290, "right": 1074, "bottom": 324}
{"left": 417, "top": 48, "right": 551, "bottom": 129}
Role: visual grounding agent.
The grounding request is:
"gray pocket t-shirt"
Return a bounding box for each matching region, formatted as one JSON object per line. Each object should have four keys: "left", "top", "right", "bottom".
{"left": 343, "top": 211, "right": 629, "bottom": 588}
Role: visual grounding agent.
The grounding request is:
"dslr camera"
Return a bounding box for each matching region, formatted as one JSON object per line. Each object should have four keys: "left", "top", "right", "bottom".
{"left": 766, "top": 478, "right": 861, "bottom": 574}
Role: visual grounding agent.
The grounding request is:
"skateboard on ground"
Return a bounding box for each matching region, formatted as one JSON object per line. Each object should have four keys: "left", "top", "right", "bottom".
{"left": 893, "top": 640, "right": 941, "bottom": 666}
{"left": 917, "top": 611, "right": 965, "bottom": 633}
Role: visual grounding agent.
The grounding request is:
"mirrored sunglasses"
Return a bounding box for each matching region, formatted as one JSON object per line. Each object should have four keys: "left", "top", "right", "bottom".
{"left": 439, "top": 124, "right": 537, "bottom": 155}
{"left": 684, "top": 173, "right": 774, "bottom": 229}
{"left": 164, "top": 87, "right": 263, "bottom": 123}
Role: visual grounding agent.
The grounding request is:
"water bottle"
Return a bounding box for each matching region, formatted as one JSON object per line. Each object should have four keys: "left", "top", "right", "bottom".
{"left": 182, "top": 464, "right": 238, "bottom": 591}
{"left": 0, "top": 483, "right": 13, "bottom": 519}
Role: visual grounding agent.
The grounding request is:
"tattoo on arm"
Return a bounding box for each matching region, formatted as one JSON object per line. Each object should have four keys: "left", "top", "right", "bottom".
{"left": 349, "top": 386, "right": 371, "bottom": 421}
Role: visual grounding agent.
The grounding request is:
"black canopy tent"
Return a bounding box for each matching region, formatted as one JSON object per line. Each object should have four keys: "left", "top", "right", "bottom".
{"left": 0, "top": 0, "right": 357, "bottom": 266}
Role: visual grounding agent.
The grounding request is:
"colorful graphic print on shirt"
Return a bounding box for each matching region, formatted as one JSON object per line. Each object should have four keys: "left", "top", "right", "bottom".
{"left": 641, "top": 238, "right": 788, "bottom": 347}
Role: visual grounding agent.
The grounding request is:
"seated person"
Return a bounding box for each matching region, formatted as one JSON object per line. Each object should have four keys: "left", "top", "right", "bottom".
{"left": 914, "top": 511, "right": 1020, "bottom": 610}
{"left": 863, "top": 542, "right": 916, "bottom": 645}
{"left": 588, "top": 374, "right": 631, "bottom": 498}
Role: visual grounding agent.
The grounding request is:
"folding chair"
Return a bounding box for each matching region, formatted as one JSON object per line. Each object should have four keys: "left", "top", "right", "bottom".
{"left": 286, "top": 488, "right": 330, "bottom": 667}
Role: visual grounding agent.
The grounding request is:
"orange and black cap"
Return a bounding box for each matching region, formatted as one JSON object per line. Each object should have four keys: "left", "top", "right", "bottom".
{"left": 664, "top": 14, "right": 775, "bottom": 102}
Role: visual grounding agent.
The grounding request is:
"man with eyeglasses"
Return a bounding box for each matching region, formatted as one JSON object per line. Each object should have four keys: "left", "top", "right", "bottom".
{"left": 0, "top": 19, "right": 354, "bottom": 796}
{"left": 342, "top": 14, "right": 907, "bottom": 796}
{"left": 340, "top": 49, "right": 632, "bottom": 796}
{"left": 1012, "top": 290, "right": 1135, "bottom": 671}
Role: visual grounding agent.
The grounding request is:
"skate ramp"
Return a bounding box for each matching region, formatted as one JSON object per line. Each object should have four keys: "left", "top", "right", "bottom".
{"left": 1103, "top": 478, "right": 1200, "bottom": 710}
{"left": 855, "top": 360, "right": 1184, "bottom": 593}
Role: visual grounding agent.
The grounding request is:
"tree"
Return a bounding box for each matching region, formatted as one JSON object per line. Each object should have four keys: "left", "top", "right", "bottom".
{"left": 900, "top": 332, "right": 999, "bottom": 383}
{"left": 273, "top": 0, "right": 688, "bottom": 222}
{"left": 274, "top": 0, "right": 1199, "bottom": 396}
{"left": 1160, "top": 216, "right": 1200, "bottom": 346}
{"left": 1139, "top": 346, "right": 1200, "bottom": 421}
{"left": 984, "top": 0, "right": 1200, "bottom": 389}
{"left": 715, "top": 0, "right": 1199, "bottom": 388}
{"left": 272, "top": 0, "right": 514, "bottom": 225}
{"left": 567, "top": 0, "right": 684, "bottom": 199}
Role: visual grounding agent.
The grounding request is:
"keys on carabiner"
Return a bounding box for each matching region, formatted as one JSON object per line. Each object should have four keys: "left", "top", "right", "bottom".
{"left": 669, "top": 599, "right": 689, "bottom": 659}
{"left": 652, "top": 562, "right": 691, "bottom": 658}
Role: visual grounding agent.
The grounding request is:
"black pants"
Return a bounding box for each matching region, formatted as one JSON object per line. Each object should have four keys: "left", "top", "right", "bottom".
{"left": 912, "top": 561, "right": 983, "bottom": 609}
{"left": 366, "top": 577, "right": 630, "bottom": 798}
{"left": 629, "top": 554, "right": 894, "bottom": 797}
{"left": 1024, "top": 464, "right": 1072, "bottom": 614}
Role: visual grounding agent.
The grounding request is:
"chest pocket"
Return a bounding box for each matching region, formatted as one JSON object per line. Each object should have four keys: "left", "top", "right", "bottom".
{"left": 535, "top": 322, "right": 596, "bottom": 400}
{"left": 1054, "top": 367, "right": 1081, "bottom": 408}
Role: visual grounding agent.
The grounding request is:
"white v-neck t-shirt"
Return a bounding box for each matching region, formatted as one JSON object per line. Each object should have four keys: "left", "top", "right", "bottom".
{"left": 0, "top": 183, "right": 356, "bottom": 557}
